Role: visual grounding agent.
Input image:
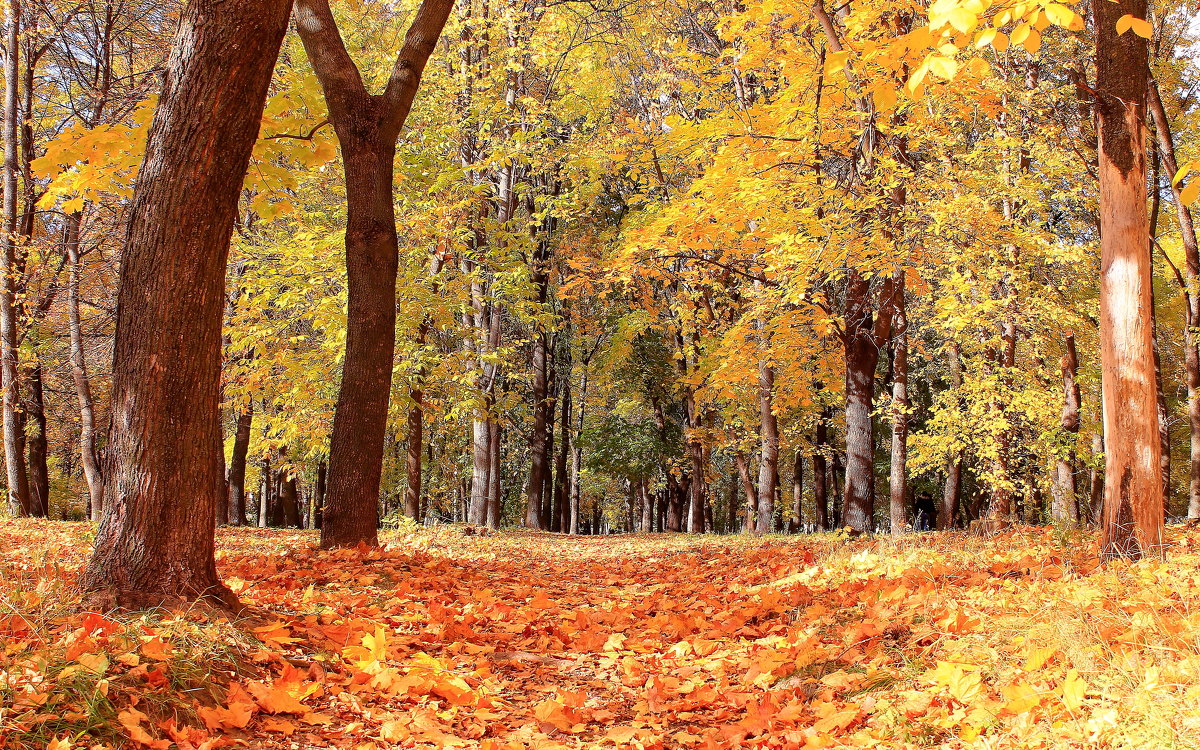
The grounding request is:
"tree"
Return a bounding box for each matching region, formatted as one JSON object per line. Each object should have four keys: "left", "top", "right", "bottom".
{"left": 1093, "top": 0, "right": 1164, "bottom": 559}
{"left": 293, "top": 0, "right": 455, "bottom": 549}
{"left": 80, "top": 0, "right": 293, "bottom": 608}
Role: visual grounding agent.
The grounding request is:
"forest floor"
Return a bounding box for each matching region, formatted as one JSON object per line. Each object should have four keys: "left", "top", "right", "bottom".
{"left": 2, "top": 521, "right": 1199, "bottom": 749}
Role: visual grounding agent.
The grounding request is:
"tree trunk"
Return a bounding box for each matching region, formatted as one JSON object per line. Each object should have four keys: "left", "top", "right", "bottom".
{"left": 1094, "top": 0, "right": 1164, "bottom": 559}
{"left": 938, "top": 342, "right": 963, "bottom": 530}
{"left": 81, "top": 0, "right": 292, "bottom": 609}
{"left": 790, "top": 450, "right": 803, "bottom": 531}
{"left": 889, "top": 274, "right": 909, "bottom": 533}
{"left": 1088, "top": 433, "right": 1105, "bottom": 525}
{"left": 842, "top": 269, "right": 880, "bottom": 534}
{"left": 736, "top": 451, "right": 757, "bottom": 533}
{"left": 687, "top": 398, "right": 707, "bottom": 533}
{"left": 1152, "top": 293, "right": 1171, "bottom": 504}
{"left": 487, "top": 421, "right": 501, "bottom": 528}
{"left": 1052, "top": 334, "right": 1082, "bottom": 524}
{"left": 755, "top": 361, "right": 778, "bottom": 534}
{"left": 23, "top": 362, "right": 48, "bottom": 517}
{"left": 295, "top": 0, "right": 455, "bottom": 548}
{"left": 259, "top": 457, "right": 271, "bottom": 528}
{"left": 277, "top": 453, "right": 301, "bottom": 529}
{"left": 314, "top": 460, "right": 327, "bottom": 530}
{"left": 1148, "top": 80, "right": 1200, "bottom": 520}
{"left": 227, "top": 405, "right": 253, "bottom": 526}
{"left": 569, "top": 363, "right": 587, "bottom": 535}
{"left": 554, "top": 349, "right": 572, "bottom": 533}
{"left": 813, "top": 414, "right": 829, "bottom": 531}
{"left": 1, "top": 4, "right": 29, "bottom": 518}
{"left": 65, "top": 211, "right": 104, "bottom": 519}
{"left": 526, "top": 328, "right": 550, "bottom": 529}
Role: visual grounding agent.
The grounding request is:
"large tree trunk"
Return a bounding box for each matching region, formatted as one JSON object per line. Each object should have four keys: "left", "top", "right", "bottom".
{"left": 25, "top": 362, "right": 49, "bottom": 518}
{"left": 81, "top": 0, "right": 292, "bottom": 609}
{"left": 842, "top": 269, "right": 881, "bottom": 534}
{"left": 1052, "top": 334, "right": 1082, "bottom": 524}
{"left": 1093, "top": 0, "right": 1163, "bottom": 559}
{"left": 888, "top": 274, "right": 909, "bottom": 533}
{"left": 226, "top": 405, "right": 253, "bottom": 526}
{"left": 65, "top": 211, "right": 104, "bottom": 519}
{"left": 1, "top": 4, "right": 29, "bottom": 517}
{"left": 295, "top": 0, "right": 454, "bottom": 548}
{"left": 1148, "top": 81, "right": 1200, "bottom": 520}
{"left": 755, "top": 361, "right": 778, "bottom": 534}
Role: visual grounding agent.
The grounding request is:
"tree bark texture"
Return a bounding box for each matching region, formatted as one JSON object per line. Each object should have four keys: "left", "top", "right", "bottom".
{"left": 1093, "top": 0, "right": 1164, "bottom": 559}
{"left": 226, "top": 405, "right": 253, "bottom": 526}
{"left": 81, "top": 0, "right": 292, "bottom": 609}
{"left": 755, "top": 361, "right": 778, "bottom": 534}
{"left": 295, "top": 0, "right": 454, "bottom": 548}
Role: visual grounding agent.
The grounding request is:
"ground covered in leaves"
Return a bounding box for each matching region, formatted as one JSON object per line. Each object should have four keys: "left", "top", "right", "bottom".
{"left": 3, "top": 521, "right": 1200, "bottom": 749}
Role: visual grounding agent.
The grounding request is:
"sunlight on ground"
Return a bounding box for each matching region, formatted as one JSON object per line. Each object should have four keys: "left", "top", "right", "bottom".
{"left": 2, "top": 520, "right": 1200, "bottom": 748}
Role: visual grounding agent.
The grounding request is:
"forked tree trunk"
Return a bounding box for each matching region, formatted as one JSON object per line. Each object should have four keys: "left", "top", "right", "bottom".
{"left": 65, "top": 211, "right": 104, "bottom": 519}
{"left": 755, "top": 360, "right": 778, "bottom": 534}
{"left": 1148, "top": 81, "right": 1200, "bottom": 520}
{"left": 1052, "top": 333, "right": 1081, "bottom": 524}
{"left": 81, "top": 0, "right": 292, "bottom": 609}
{"left": 1093, "top": 0, "right": 1164, "bottom": 559}
{"left": 295, "top": 0, "right": 454, "bottom": 548}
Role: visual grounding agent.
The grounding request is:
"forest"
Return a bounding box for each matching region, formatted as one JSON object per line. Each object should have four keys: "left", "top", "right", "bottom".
{"left": 1, "top": 0, "right": 1199, "bottom": 747}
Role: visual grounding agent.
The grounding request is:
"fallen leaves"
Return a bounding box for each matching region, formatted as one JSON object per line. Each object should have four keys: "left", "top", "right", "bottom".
{"left": 4, "top": 520, "right": 1200, "bottom": 748}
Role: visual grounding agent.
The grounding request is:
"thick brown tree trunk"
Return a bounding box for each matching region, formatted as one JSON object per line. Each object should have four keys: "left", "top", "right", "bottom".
{"left": 842, "top": 269, "right": 881, "bottom": 534}
{"left": 81, "top": 0, "right": 292, "bottom": 609}
{"left": 1052, "top": 334, "right": 1081, "bottom": 524}
{"left": 227, "top": 405, "right": 253, "bottom": 526}
{"left": 295, "top": 0, "right": 454, "bottom": 548}
{"left": 1093, "top": 0, "right": 1164, "bottom": 559}
{"left": 1, "top": 4, "right": 29, "bottom": 517}
{"left": 65, "top": 211, "right": 104, "bottom": 519}
{"left": 277, "top": 453, "right": 301, "bottom": 529}
{"left": 755, "top": 361, "right": 778, "bottom": 534}
{"left": 889, "top": 274, "right": 909, "bottom": 533}
{"left": 1148, "top": 80, "right": 1200, "bottom": 520}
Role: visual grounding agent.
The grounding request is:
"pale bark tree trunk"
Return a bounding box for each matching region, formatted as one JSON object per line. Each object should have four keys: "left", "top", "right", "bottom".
{"left": 64, "top": 211, "right": 104, "bottom": 519}
{"left": 1094, "top": 0, "right": 1164, "bottom": 559}
{"left": 1, "top": 3, "right": 29, "bottom": 517}
{"left": 1148, "top": 80, "right": 1200, "bottom": 520}
{"left": 1052, "top": 333, "right": 1081, "bottom": 524}
{"left": 568, "top": 362, "right": 588, "bottom": 534}
{"left": 295, "top": 0, "right": 454, "bottom": 548}
{"left": 755, "top": 360, "right": 778, "bottom": 534}
{"left": 81, "top": 0, "right": 292, "bottom": 609}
